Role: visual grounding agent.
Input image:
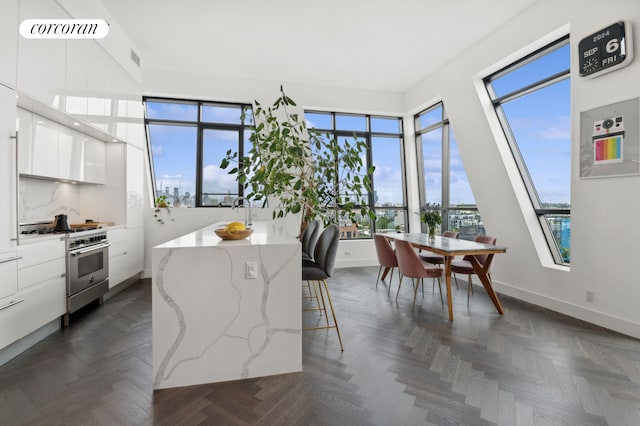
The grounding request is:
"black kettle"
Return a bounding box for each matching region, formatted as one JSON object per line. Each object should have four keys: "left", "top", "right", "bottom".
{"left": 53, "top": 214, "right": 71, "bottom": 232}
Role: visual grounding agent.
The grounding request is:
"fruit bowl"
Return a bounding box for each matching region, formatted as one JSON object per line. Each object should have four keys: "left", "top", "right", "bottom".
{"left": 214, "top": 228, "right": 254, "bottom": 240}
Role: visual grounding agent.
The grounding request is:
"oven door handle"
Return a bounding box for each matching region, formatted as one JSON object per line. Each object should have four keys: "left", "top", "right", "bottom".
{"left": 70, "top": 243, "right": 110, "bottom": 256}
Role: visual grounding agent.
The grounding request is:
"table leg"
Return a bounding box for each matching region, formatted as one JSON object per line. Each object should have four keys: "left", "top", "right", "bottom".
{"left": 444, "top": 255, "right": 454, "bottom": 321}
{"left": 469, "top": 254, "right": 504, "bottom": 314}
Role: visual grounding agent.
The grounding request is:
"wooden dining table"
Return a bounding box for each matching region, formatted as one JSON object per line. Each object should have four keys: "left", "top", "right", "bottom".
{"left": 380, "top": 233, "right": 507, "bottom": 321}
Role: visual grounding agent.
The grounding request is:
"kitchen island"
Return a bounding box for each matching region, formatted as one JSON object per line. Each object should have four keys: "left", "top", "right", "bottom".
{"left": 151, "top": 221, "right": 301, "bottom": 390}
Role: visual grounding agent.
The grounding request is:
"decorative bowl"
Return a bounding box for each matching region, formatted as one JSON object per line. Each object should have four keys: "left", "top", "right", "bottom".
{"left": 214, "top": 228, "right": 254, "bottom": 240}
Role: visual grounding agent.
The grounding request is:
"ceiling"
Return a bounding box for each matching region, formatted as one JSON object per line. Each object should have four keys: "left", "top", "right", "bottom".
{"left": 101, "top": 0, "right": 538, "bottom": 93}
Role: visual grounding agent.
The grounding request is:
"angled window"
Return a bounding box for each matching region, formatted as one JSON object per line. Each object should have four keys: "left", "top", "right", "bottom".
{"left": 484, "top": 36, "right": 571, "bottom": 264}
{"left": 415, "top": 103, "right": 483, "bottom": 240}
{"left": 305, "top": 112, "right": 406, "bottom": 239}
{"left": 144, "top": 98, "right": 252, "bottom": 207}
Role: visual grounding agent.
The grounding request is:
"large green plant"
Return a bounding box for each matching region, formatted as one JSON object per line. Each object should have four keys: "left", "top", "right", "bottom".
{"left": 220, "top": 86, "right": 375, "bottom": 235}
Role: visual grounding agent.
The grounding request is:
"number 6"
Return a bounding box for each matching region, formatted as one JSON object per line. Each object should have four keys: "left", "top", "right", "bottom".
{"left": 606, "top": 38, "right": 619, "bottom": 53}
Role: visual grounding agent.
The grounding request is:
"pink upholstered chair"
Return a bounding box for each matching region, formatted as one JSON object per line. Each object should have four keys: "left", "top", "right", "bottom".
{"left": 419, "top": 230, "right": 460, "bottom": 289}
{"left": 394, "top": 239, "right": 444, "bottom": 311}
{"left": 450, "top": 235, "right": 497, "bottom": 306}
{"left": 374, "top": 234, "right": 398, "bottom": 296}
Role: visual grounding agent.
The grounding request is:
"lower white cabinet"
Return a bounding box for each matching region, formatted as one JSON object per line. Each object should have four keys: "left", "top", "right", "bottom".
{"left": 107, "top": 227, "right": 144, "bottom": 288}
{"left": 0, "top": 238, "right": 66, "bottom": 351}
{"left": 0, "top": 250, "right": 19, "bottom": 300}
{"left": 0, "top": 275, "right": 65, "bottom": 350}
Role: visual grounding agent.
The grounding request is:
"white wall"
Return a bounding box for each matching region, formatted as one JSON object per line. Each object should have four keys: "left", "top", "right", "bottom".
{"left": 404, "top": 0, "right": 640, "bottom": 338}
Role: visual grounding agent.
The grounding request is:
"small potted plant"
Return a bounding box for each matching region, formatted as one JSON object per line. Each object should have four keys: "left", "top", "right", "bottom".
{"left": 156, "top": 195, "right": 171, "bottom": 208}
{"left": 420, "top": 203, "right": 442, "bottom": 240}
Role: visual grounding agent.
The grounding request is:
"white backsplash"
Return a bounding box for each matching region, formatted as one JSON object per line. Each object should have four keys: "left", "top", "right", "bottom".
{"left": 19, "top": 178, "right": 83, "bottom": 224}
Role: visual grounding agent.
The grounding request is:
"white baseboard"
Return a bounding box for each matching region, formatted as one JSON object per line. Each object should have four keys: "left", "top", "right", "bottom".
{"left": 335, "top": 258, "right": 378, "bottom": 269}
{"left": 0, "top": 319, "right": 60, "bottom": 367}
{"left": 493, "top": 279, "right": 640, "bottom": 340}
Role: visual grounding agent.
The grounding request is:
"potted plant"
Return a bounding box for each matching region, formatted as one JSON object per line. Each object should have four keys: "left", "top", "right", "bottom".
{"left": 420, "top": 203, "right": 442, "bottom": 240}
{"left": 221, "top": 86, "right": 375, "bottom": 236}
{"left": 155, "top": 195, "right": 171, "bottom": 208}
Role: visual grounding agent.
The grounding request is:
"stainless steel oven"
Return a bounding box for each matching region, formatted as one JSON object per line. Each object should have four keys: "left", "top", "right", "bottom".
{"left": 65, "top": 230, "right": 109, "bottom": 326}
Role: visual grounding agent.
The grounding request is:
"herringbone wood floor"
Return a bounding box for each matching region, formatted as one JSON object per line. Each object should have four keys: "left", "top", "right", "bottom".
{"left": 1, "top": 267, "right": 639, "bottom": 425}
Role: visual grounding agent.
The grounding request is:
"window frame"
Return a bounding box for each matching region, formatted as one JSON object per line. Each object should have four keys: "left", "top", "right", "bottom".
{"left": 483, "top": 35, "right": 571, "bottom": 264}
{"left": 305, "top": 110, "right": 407, "bottom": 239}
{"left": 144, "top": 97, "right": 253, "bottom": 207}
{"left": 415, "top": 102, "right": 482, "bottom": 238}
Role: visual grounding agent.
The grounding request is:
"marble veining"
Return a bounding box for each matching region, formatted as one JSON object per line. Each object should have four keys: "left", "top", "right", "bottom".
{"left": 19, "top": 178, "right": 83, "bottom": 223}
{"left": 152, "top": 222, "right": 301, "bottom": 389}
{"left": 154, "top": 246, "right": 245, "bottom": 387}
{"left": 241, "top": 244, "right": 300, "bottom": 378}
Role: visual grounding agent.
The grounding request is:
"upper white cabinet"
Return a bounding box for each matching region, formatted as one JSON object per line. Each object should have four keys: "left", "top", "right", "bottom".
{"left": 58, "top": 123, "right": 84, "bottom": 182}
{"left": 18, "top": 109, "right": 59, "bottom": 179}
{"left": 65, "top": 39, "right": 90, "bottom": 119}
{"left": 0, "top": 0, "right": 19, "bottom": 87}
{"left": 17, "top": 0, "right": 69, "bottom": 109}
{"left": 87, "top": 44, "right": 109, "bottom": 134}
{"left": 18, "top": 108, "right": 105, "bottom": 184}
{"left": 84, "top": 136, "right": 106, "bottom": 184}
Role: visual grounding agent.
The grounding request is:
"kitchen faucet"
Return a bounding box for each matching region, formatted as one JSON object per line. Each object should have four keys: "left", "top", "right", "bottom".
{"left": 231, "top": 196, "right": 252, "bottom": 226}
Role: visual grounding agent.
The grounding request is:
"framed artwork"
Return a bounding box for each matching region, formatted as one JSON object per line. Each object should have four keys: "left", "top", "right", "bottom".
{"left": 579, "top": 98, "right": 639, "bottom": 178}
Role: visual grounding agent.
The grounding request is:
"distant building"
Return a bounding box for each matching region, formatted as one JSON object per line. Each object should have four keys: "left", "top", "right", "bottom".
{"left": 340, "top": 222, "right": 358, "bottom": 239}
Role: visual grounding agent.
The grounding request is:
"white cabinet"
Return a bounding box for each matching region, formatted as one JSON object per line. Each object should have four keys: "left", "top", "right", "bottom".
{"left": 58, "top": 123, "right": 84, "bottom": 182}
{"left": 0, "top": 275, "right": 65, "bottom": 350}
{"left": 18, "top": 110, "right": 59, "bottom": 178}
{"left": 17, "top": 0, "right": 68, "bottom": 109}
{"left": 18, "top": 108, "right": 105, "bottom": 184}
{"left": 126, "top": 145, "right": 144, "bottom": 228}
{"left": 107, "top": 227, "right": 143, "bottom": 288}
{"left": 0, "top": 250, "right": 19, "bottom": 300}
{"left": 0, "top": 0, "right": 19, "bottom": 87}
{"left": 17, "top": 238, "right": 66, "bottom": 290}
{"left": 87, "top": 44, "right": 109, "bottom": 133}
{"left": 84, "top": 136, "right": 106, "bottom": 184}
{"left": 65, "top": 39, "right": 90, "bottom": 119}
{"left": 0, "top": 85, "right": 18, "bottom": 250}
{"left": 0, "top": 238, "right": 65, "bottom": 351}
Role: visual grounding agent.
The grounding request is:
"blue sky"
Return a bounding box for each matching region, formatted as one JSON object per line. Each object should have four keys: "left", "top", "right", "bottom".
{"left": 147, "top": 40, "right": 571, "bottom": 207}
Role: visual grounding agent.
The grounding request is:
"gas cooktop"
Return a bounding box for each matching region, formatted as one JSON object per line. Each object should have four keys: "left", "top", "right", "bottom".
{"left": 19, "top": 222, "right": 102, "bottom": 235}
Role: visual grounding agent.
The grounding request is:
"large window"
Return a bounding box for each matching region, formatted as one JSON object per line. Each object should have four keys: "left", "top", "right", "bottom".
{"left": 305, "top": 111, "right": 406, "bottom": 239}
{"left": 145, "top": 98, "right": 253, "bottom": 207}
{"left": 484, "top": 36, "right": 571, "bottom": 264}
{"left": 415, "top": 103, "right": 483, "bottom": 240}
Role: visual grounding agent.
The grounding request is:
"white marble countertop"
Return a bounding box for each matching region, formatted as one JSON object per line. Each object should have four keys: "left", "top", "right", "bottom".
{"left": 155, "top": 221, "right": 298, "bottom": 249}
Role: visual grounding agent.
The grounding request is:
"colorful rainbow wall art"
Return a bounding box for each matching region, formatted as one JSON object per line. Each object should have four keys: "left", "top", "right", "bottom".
{"left": 593, "top": 134, "right": 623, "bottom": 164}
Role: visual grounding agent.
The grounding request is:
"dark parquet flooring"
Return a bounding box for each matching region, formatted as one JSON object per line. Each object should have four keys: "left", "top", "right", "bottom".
{"left": 1, "top": 267, "right": 640, "bottom": 425}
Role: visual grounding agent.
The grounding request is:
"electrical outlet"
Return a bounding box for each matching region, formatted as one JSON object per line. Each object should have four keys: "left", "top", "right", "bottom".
{"left": 246, "top": 261, "right": 258, "bottom": 279}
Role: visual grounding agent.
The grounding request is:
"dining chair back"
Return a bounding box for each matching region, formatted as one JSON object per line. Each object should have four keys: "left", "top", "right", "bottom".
{"left": 302, "top": 224, "right": 343, "bottom": 350}
{"left": 394, "top": 239, "right": 444, "bottom": 311}
{"left": 419, "top": 231, "right": 460, "bottom": 289}
{"left": 442, "top": 231, "right": 460, "bottom": 239}
{"left": 301, "top": 220, "right": 320, "bottom": 260}
{"left": 373, "top": 234, "right": 398, "bottom": 294}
